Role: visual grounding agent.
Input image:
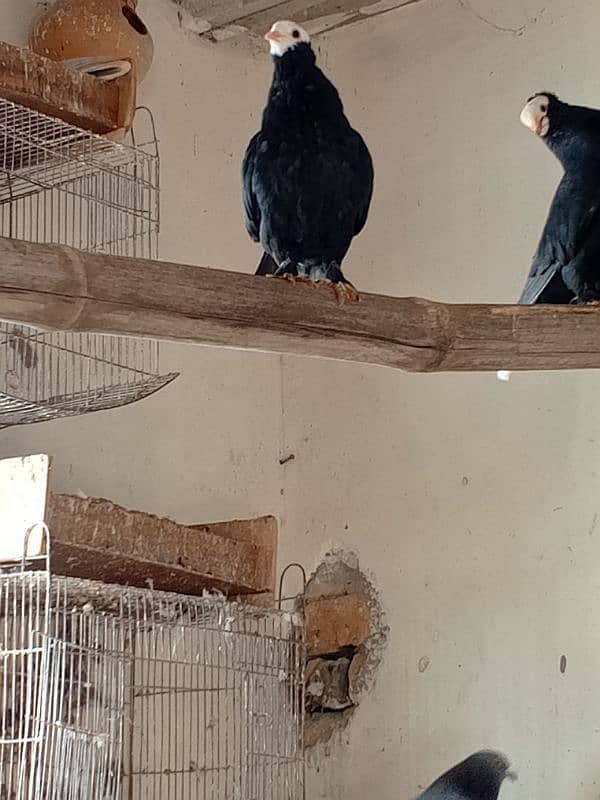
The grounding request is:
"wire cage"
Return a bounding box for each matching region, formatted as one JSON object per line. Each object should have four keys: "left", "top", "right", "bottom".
{"left": 0, "top": 99, "right": 178, "bottom": 428}
{"left": 0, "top": 553, "right": 305, "bottom": 800}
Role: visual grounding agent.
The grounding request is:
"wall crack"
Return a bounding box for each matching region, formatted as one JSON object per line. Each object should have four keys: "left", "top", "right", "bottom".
{"left": 456, "top": 0, "right": 543, "bottom": 36}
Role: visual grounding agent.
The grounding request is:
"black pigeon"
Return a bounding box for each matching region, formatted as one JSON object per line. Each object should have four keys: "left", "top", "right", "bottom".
{"left": 498, "top": 92, "right": 600, "bottom": 381}
{"left": 517, "top": 92, "right": 600, "bottom": 305}
{"left": 417, "top": 750, "right": 515, "bottom": 800}
{"left": 242, "top": 20, "right": 374, "bottom": 303}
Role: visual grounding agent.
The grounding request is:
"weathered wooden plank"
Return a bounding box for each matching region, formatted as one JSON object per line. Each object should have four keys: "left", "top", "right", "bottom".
{"left": 0, "top": 41, "right": 135, "bottom": 135}
{"left": 1, "top": 236, "right": 600, "bottom": 373}
{"left": 305, "top": 594, "right": 371, "bottom": 657}
{"left": 0, "top": 454, "right": 49, "bottom": 561}
{"left": 175, "top": 0, "right": 414, "bottom": 37}
{"left": 47, "top": 494, "right": 277, "bottom": 597}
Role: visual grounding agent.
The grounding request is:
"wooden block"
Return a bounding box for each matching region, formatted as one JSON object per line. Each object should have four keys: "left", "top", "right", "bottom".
{"left": 189, "top": 516, "right": 277, "bottom": 606}
{"left": 0, "top": 453, "right": 49, "bottom": 561}
{"left": 305, "top": 594, "right": 371, "bottom": 657}
{"left": 0, "top": 41, "right": 135, "bottom": 136}
{"left": 46, "top": 494, "right": 277, "bottom": 597}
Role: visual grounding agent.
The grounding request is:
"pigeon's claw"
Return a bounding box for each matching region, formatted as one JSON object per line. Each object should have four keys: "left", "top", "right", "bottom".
{"left": 329, "top": 281, "right": 359, "bottom": 305}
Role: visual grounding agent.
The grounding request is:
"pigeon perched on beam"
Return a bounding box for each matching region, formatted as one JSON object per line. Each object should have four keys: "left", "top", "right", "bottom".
{"left": 499, "top": 91, "right": 600, "bottom": 381}
{"left": 417, "top": 750, "right": 515, "bottom": 800}
{"left": 516, "top": 92, "right": 600, "bottom": 306}
{"left": 242, "top": 20, "right": 374, "bottom": 304}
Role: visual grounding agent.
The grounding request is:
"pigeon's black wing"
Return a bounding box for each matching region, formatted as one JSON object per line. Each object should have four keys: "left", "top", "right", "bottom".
{"left": 253, "top": 127, "right": 374, "bottom": 268}
{"left": 244, "top": 136, "right": 280, "bottom": 275}
{"left": 417, "top": 751, "right": 513, "bottom": 800}
{"left": 350, "top": 129, "right": 374, "bottom": 237}
{"left": 242, "top": 132, "right": 261, "bottom": 242}
{"left": 519, "top": 172, "right": 600, "bottom": 304}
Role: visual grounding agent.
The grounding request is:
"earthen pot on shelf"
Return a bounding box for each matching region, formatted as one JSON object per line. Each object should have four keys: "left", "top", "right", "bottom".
{"left": 30, "top": 0, "right": 154, "bottom": 83}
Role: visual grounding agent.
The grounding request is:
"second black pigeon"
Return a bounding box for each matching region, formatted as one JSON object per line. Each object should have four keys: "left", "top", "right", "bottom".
{"left": 417, "top": 750, "right": 515, "bottom": 800}
{"left": 516, "top": 92, "right": 600, "bottom": 305}
{"left": 498, "top": 92, "right": 600, "bottom": 381}
{"left": 242, "top": 20, "right": 374, "bottom": 303}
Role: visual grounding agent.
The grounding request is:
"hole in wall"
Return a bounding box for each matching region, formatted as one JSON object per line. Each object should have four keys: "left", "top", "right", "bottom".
{"left": 301, "top": 549, "right": 387, "bottom": 748}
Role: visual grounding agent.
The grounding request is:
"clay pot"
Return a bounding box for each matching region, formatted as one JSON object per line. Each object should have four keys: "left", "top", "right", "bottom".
{"left": 30, "top": 0, "right": 154, "bottom": 83}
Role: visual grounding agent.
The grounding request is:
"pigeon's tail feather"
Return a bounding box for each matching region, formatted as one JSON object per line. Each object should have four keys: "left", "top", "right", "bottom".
{"left": 417, "top": 750, "right": 514, "bottom": 800}
{"left": 496, "top": 371, "right": 512, "bottom": 382}
{"left": 255, "top": 252, "right": 278, "bottom": 276}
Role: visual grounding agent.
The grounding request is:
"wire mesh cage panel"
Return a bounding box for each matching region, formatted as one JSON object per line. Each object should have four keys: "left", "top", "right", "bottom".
{"left": 0, "top": 99, "right": 178, "bottom": 428}
{"left": 0, "top": 568, "right": 305, "bottom": 800}
{"left": 30, "top": 636, "right": 129, "bottom": 800}
{"left": 0, "top": 568, "right": 49, "bottom": 800}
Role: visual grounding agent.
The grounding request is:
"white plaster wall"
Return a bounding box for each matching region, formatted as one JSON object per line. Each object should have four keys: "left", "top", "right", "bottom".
{"left": 2, "top": 1, "right": 600, "bottom": 798}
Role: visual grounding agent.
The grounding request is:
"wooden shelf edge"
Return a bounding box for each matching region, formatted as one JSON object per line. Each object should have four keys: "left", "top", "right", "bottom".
{"left": 46, "top": 494, "right": 278, "bottom": 599}
{"left": 0, "top": 41, "right": 135, "bottom": 135}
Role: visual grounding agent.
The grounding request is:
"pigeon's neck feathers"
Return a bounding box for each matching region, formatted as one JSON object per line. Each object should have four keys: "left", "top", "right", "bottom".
{"left": 546, "top": 102, "right": 600, "bottom": 171}
{"left": 272, "top": 42, "right": 317, "bottom": 78}
{"left": 263, "top": 43, "right": 348, "bottom": 131}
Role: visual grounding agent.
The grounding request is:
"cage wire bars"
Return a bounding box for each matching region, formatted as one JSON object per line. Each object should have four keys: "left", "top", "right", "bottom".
{"left": 0, "top": 98, "right": 178, "bottom": 427}
{"left": 0, "top": 538, "right": 306, "bottom": 799}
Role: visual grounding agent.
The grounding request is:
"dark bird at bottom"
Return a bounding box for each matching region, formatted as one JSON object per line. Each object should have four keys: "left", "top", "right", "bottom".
{"left": 242, "top": 19, "right": 374, "bottom": 303}
{"left": 417, "top": 750, "right": 515, "bottom": 800}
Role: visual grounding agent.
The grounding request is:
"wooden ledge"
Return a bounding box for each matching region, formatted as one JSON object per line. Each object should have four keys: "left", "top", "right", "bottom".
{"left": 46, "top": 494, "right": 278, "bottom": 600}
{"left": 0, "top": 41, "right": 135, "bottom": 135}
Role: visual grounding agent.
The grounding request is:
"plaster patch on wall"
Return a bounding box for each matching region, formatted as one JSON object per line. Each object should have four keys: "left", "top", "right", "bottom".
{"left": 303, "top": 549, "right": 388, "bottom": 747}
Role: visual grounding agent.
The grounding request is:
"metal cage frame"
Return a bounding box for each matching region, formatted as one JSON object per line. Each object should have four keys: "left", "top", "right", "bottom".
{"left": 0, "top": 534, "right": 305, "bottom": 800}
{"left": 0, "top": 99, "right": 178, "bottom": 428}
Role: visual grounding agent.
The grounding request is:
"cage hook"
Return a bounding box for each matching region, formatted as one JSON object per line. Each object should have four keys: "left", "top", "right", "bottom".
{"left": 131, "top": 105, "right": 160, "bottom": 157}
{"left": 277, "top": 562, "right": 306, "bottom": 610}
{"left": 21, "top": 520, "right": 51, "bottom": 572}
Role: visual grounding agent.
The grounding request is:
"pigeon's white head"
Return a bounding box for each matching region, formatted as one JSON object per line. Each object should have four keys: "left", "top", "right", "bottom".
{"left": 265, "top": 20, "right": 310, "bottom": 57}
{"left": 520, "top": 93, "right": 552, "bottom": 137}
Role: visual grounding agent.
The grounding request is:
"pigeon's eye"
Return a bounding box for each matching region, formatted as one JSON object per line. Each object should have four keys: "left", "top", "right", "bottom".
{"left": 541, "top": 104, "right": 548, "bottom": 113}
{"left": 292, "top": 29, "right": 300, "bottom": 38}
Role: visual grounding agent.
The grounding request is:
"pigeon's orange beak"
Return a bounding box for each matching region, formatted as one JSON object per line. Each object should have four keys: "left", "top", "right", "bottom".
{"left": 265, "top": 30, "right": 284, "bottom": 42}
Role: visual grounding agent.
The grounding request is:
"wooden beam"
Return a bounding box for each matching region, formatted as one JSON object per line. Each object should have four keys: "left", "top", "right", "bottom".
{"left": 176, "top": 0, "right": 414, "bottom": 38}
{"left": 0, "top": 41, "right": 135, "bottom": 136}
{"left": 46, "top": 494, "right": 278, "bottom": 598}
{"left": 1, "top": 235, "right": 600, "bottom": 373}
